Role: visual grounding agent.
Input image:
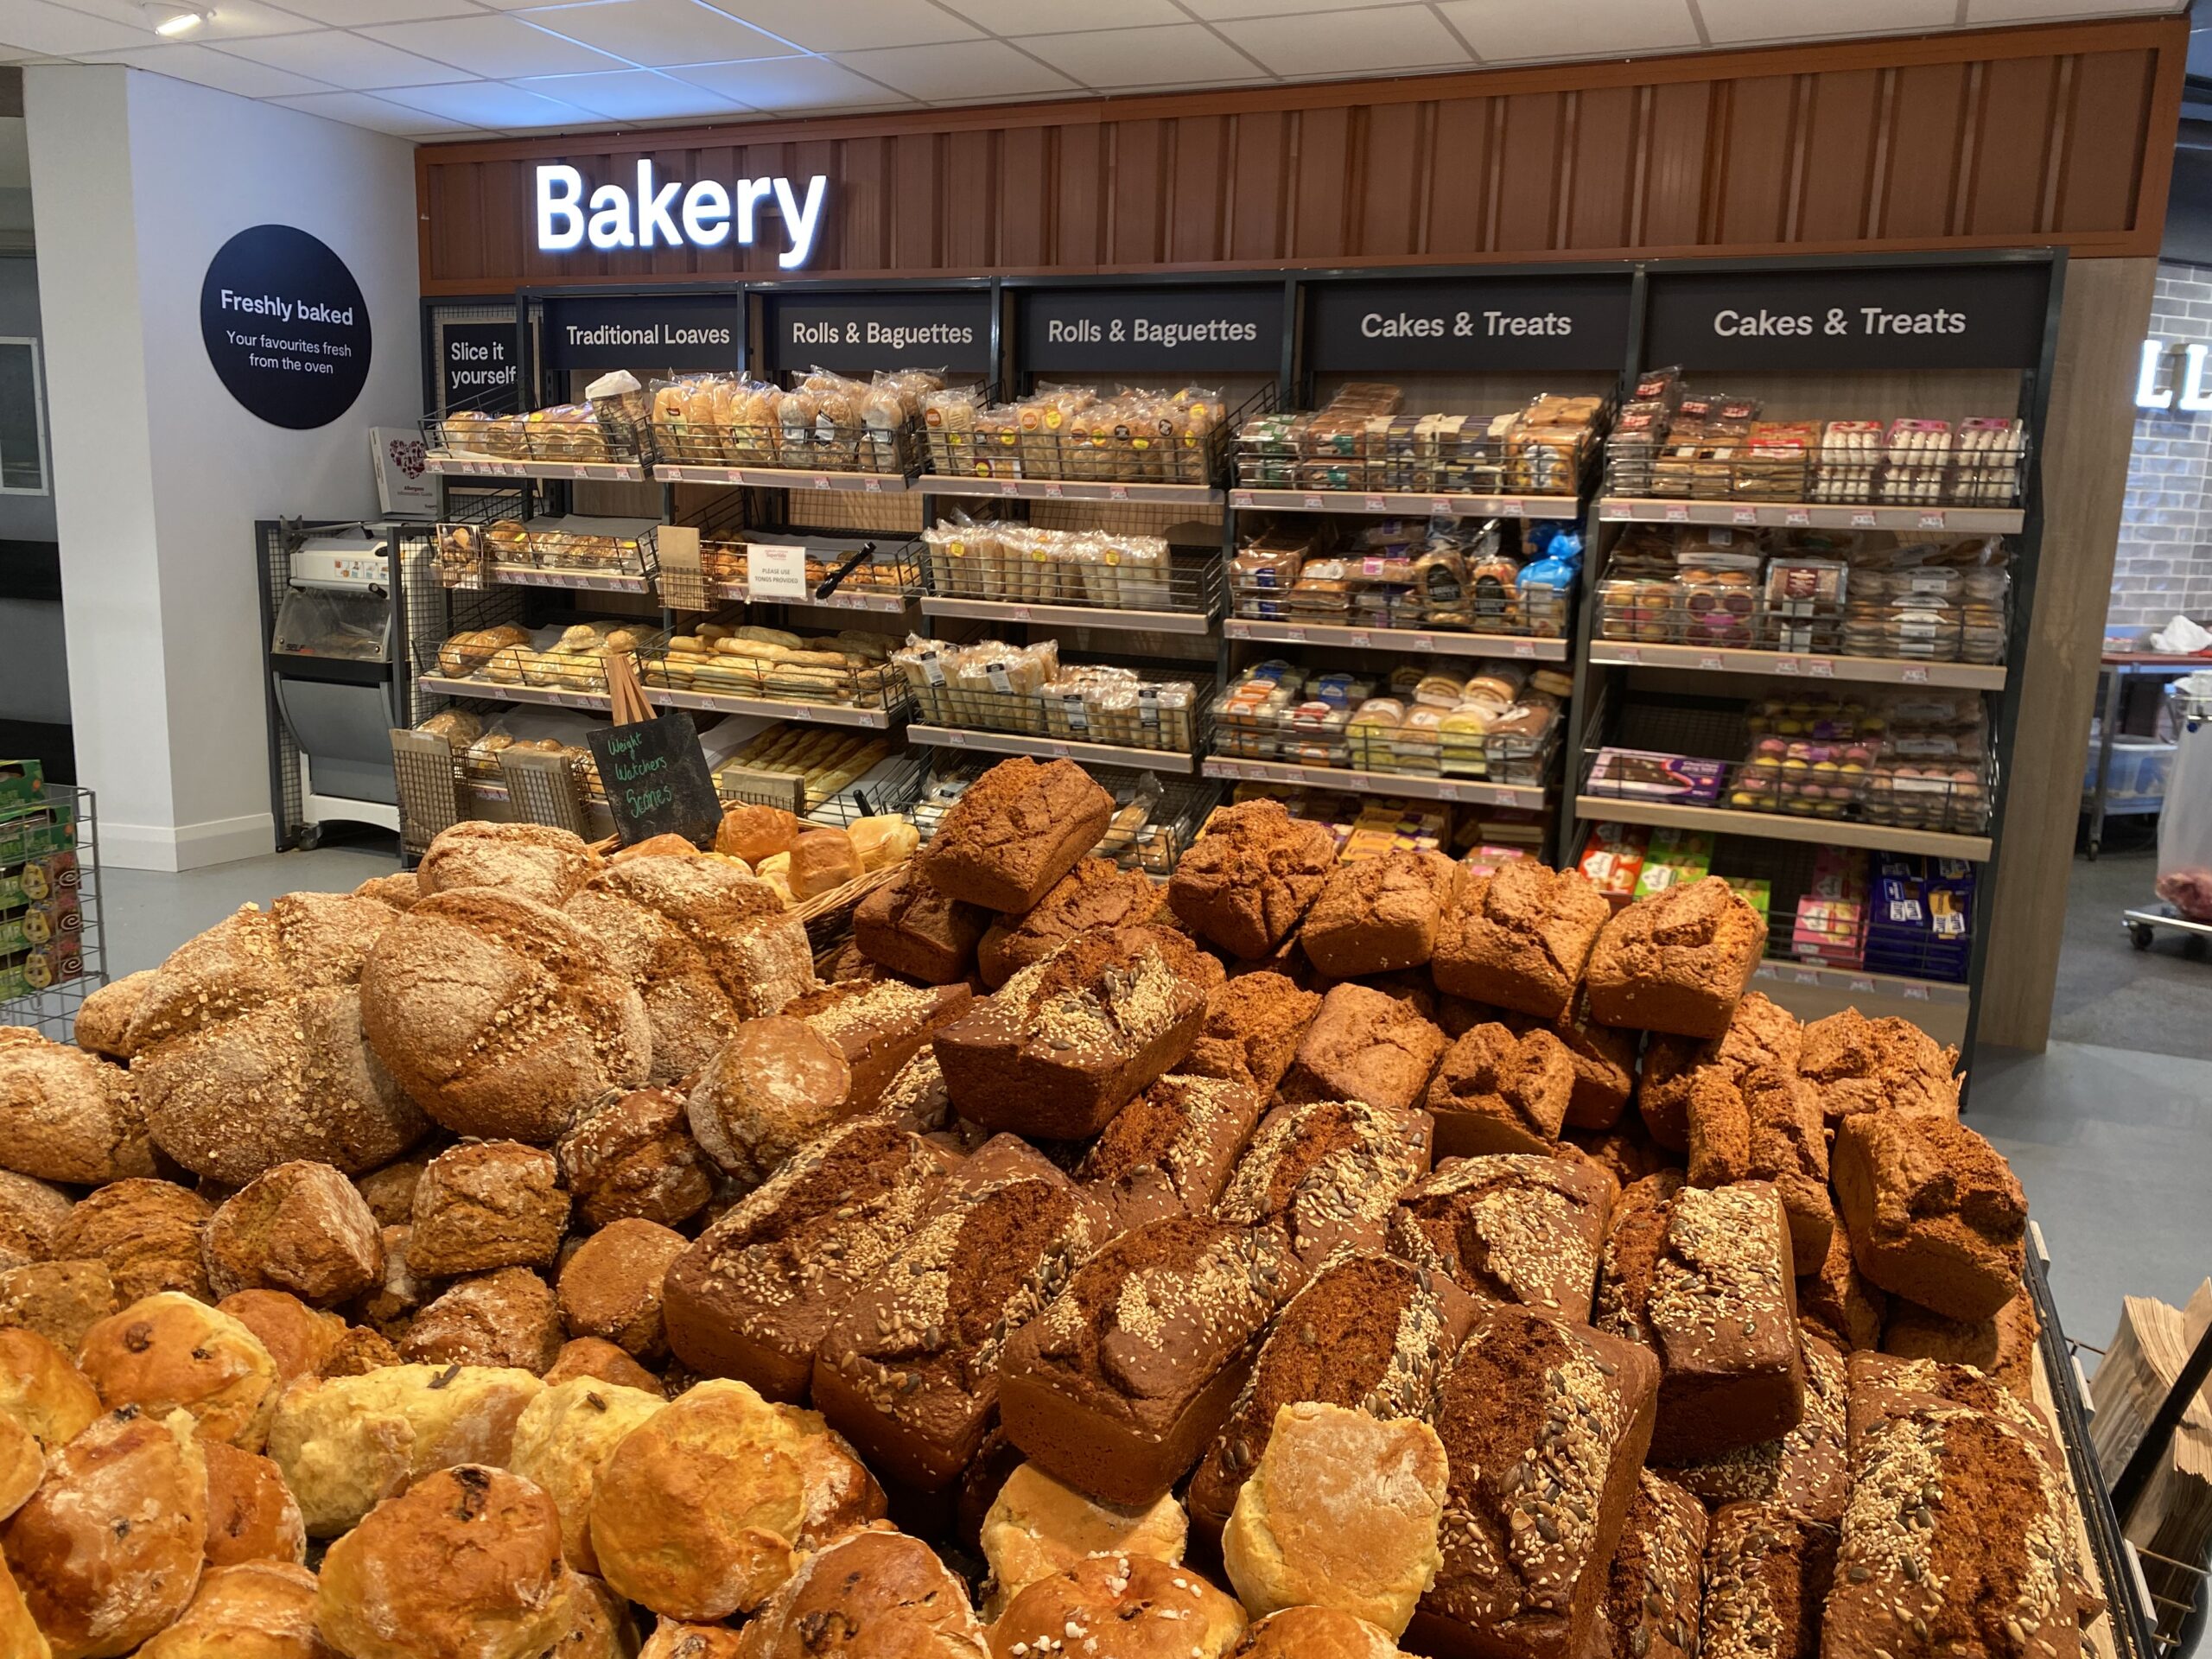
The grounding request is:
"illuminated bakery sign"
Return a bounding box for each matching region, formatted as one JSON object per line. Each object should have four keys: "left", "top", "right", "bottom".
{"left": 534, "top": 162, "right": 828, "bottom": 269}
{"left": 1015, "top": 285, "right": 1283, "bottom": 375}
{"left": 1643, "top": 264, "right": 2050, "bottom": 372}
{"left": 2134, "top": 339, "right": 2212, "bottom": 412}
{"left": 1306, "top": 274, "right": 1632, "bottom": 372}
{"left": 764, "top": 290, "right": 993, "bottom": 375}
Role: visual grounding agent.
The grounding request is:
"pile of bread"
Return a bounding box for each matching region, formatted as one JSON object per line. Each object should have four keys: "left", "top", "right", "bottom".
{"left": 650, "top": 623, "right": 899, "bottom": 709}
{"left": 0, "top": 761, "right": 2091, "bottom": 1659}
{"left": 709, "top": 804, "right": 915, "bottom": 905}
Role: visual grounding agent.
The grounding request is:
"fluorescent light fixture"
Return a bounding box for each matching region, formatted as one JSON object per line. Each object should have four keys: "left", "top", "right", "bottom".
{"left": 149, "top": 6, "right": 213, "bottom": 35}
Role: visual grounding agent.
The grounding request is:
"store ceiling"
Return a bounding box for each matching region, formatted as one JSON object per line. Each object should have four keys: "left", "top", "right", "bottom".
{"left": 0, "top": 0, "right": 2186, "bottom": 143}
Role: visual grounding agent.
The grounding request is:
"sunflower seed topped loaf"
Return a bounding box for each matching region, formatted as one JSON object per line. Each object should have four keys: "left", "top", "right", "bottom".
{"left": 1389, "top": 1154, "right": 1613, "bottom": 1320}
{"left": 1186, "top": 1248, "right": 1478, "bottom": 1533}
{"left": 1829, "top": 1113, "right": 2026, "bottom": 1322}
{"left": 976, "top": 856, "right": 1168, "bottom": 989}
{"left": 1700, "top": 1502, "right": 1837, "bottom": 1659}
{"left": 811, "top": 1137, "right": 1099, "bottom": 1491}
{"left": 1596, "top": 1176, "right": 1807, "bottom": 1463}
{"left": 782, "top": 978, "right": 974, "bottom": 1116}
{"left": 1796, "top": 1009, "right": 1961, "bottom": 1127}
{"left": 1412, "top": 1301, "right": 1661, "bottom": 1659}
{"left": 933, "top": 925, "right": 1218, "bottom": 1140}
{"left": 1600, "top": 1472, "right": 1707, "bottom": 1659}
{"left": 1299, "top": 849, "right": 1459, "bottom": 979}
{"left": 1638, "top": 993, "right": 1803, "bottom": 1155}
{"left": 1425, "top": 1022, "right": 1578, "bottom": 1159}
{"left": 1215, "top": 1098, "right": 1435, "bottom": 1267}
{"left": 1687, "top": 1063, "right": 1833, "bottom": 1264}
{"left": 1073, "top": 1074, "right": 1265, "bottom": 1238}
{"left": 915, "top": 756, "right": 1115, "bottom": 912}
{"left": 1665, "top": 1332, "right": 1850, "bottom": 1522}
{"left": 1585, "top": 878, "right": 1765, "bottom": 1040}
{"left": 997, "top": 1215, "right": 1302, "bottom": 1508}
{"left": 1431, "top": 860, "right": 1613, "bottom": 1020}
{"left": 1180, "top": 971, "right": 1324, "bottom": 1098}
{"left": 1880, "top": 1289, "right": 2039, "bottom": 1401}
{"left": 1169, "top": 798, "right": 1338, "bottom": 961}
{"left": 1279, "top": 983, "right": 1449, "bottom": 1114}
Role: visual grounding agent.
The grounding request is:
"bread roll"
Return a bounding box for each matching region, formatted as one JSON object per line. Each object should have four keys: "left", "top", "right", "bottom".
{"left": 508, "top": 1376, "right": 667, "bottom": 1576}
{"left": 556, "top": 1219, "right": 687, "bottom": 1361}
{"left": 0, "top": 1028, "right": 156, "bottom": 1185}
{"left": 543, "top": 1338, "right": 664, "bottom": 1396}
{"left": 73, "top": 971, "right": 151, "bottom": 1062}
{"left": 980, "top": 1461, "right": 1188, "bottom": 1618}
{"left": 360, "top": 890, "right": 652, "bottom": 1145}
{"left": 684, "top": 1016, "right": 854, "bottom": 1191}
{"left": 51, "top": 1179, "right": 212, "bottom": 1303}
{"left": 0, "top": 1266, "right": 117, "bottom": 1368}
{"left": 76, "top": 1293, "right": 282, "bottom": 1450}
{"left": 715, "top": 805, "right": 798, "bottom": 865}
{"left": 214, "top": 1292, "right": 346, "bottom": 1386}
{"left": 200, "top": 1440, "right": 307, "bottom": 1567}
{"left": 409, "top": 1141, "right": 569, "bottom": 1276}
{"left": 416, "top": 821, "right": 597, "bottom": 908}
{"left": 2, "top": 1405, "right": 209, "bottom": 1657}
{"left": 0, "top": 1552, "right": 48, "bottom": 1659}
{"left": 735, "top": 1525, "right": 988, "bottom": 1658}
{"left": 644, "top": 1625, "right": 744, "bottom": 1659}
{"left": 316, "top": 1465, "right": 575, "bottom": 1659}
{"left": 402, "top": 1268, "right": 565, "bottom": 1376}
{"left": 1233, "top": 1607, "right": 1407, "bottom": 1658}
{"left": 204, "top": 1161, "right": 384, "bottom": 1306}
{"left": 545, "top": 1573, "right": 639, "bottom": 1659}
{"left": 0, "top": 1170, "right": 72, "bottom": 1274}
{"left": 787, "top": 830, "right": 860, "bottom": 899}
{"left": 0, "top": 1416, "right": 41, "bottom": 1523}
{"left": 134, "top": 1560, "right": 333, "bottom": 1659}
{"left": 846, "top": 815, "right": 918, "bottom": 873}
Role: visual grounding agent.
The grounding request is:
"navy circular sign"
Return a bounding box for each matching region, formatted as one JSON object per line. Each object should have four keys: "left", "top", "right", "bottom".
{"left": 199, "top": 225, "right": 372, "bottom": 430}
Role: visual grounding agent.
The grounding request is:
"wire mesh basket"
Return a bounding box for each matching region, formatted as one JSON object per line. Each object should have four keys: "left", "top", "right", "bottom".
{"left": 0, "top": 785, "right": 105, "bottom": 1038}
{"left": 925, "top": 385, "right": 1268, "bottom": 486}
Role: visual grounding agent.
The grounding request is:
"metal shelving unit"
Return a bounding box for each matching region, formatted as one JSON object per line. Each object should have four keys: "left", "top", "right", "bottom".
{"left": 1226, "top": 617, "right": 1571, "bottom": 660}
{"left": 1231, "top": 486, "right": 1583, "bottom": 519}
{"left": 1205, "top": 753, "right": 1551, "bottom": 810}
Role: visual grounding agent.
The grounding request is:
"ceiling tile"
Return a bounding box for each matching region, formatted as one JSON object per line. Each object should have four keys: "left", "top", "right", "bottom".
{"left": 942, "top": 0, "right": 1188, "bottom": 31}
{"left": 0, "top": 0, "right": 155, "bottom": 54}
{"left": 1965, "top": 0, "right": 2179, "bottom": 16}
{"left": 222, "top": 27, "right": 476, "bottom": 83}
{"left": 269, "top": 84, "right": 484, "bottom": 126}
{"left": 1699, "top": 0, "right": 1954, "bottom": 43}
{"left": 1215, "top": 3, "right": 1468, "bottom": 77}
{"left": 362, "top": 11, "right": 626, "bottom": 73}
{"left": 82, "top": 37, "right": 335, "bottom": 91}
{"left": 702, "top": 0, "right": 976, "bottom": 53}
{"left": 1441, "top": 0, "right": 1700, "bottom": 60}
{"left": 378, "top": 73, "right": 592, "bottom": 120}
{"left": 671, "top": 51, "right": 910, "bottom": 108}
{"left": 513, "top": 63, "right": 745, "bottom": 114}
{"left": 519, "top": 0, "right": 795, "bottom": 68}
{"left": 272, "top": 0, "right": 488, "bottom": 26}
{"left": 1179, "top": 0, "right": 1410, "bottom": 19}
{"left": 1013, "top": 22, "right": 1266, "bottom": 88}
{"left": 59, "top": 0, "right": 322, "bottom": 39}
{"left": 834, "top": 36, "right": 1075, "bottom": 101}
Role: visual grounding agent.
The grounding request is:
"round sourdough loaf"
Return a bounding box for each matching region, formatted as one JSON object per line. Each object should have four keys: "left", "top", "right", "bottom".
{"left": 684, "top": 1015, "right": 854, "bottom": 1190}
{"left": 0, "top": 1029, "right": 156, "bottom": 1185}
{"left": 0, "top": 1169, "right": 73, "bottom": 1274}
{"left": 133, "top": 1560, "right": 331, "bottom": 1659}
{"left": 736, "top": 1525, "right": 988, "bottom": 1658}
{"left": 76, "top": 1293, "right": 282, "bottom": 1450}
{"left": 360, "top": 890, "right": 651, "bottom": 1144}
{"left": 416, "top": 821, "right": 597, "bottom": 908}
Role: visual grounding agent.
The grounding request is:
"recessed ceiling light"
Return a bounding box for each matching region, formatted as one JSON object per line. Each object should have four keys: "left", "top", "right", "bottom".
{"left": 148, "top": 5, "right": 213, "bottom": 35}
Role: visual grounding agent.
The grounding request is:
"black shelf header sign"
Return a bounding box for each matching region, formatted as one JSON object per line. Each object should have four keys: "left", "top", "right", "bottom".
{"left": 765, "top": 290, "right": 992, "bottom": 375}
{"left": 543, "top": 293, "right": 744, "bottom": 372}
{"left": 588, "top": 710, "right": 722, "bottom": 848}
{"left": 1642, "top": 263, "right": 2051, "bottom": 373}
{"left": 442, "top": 321, "right": 518, "bottom": 414}
{"left": 1016, "top": 284, "right": 1283, "bottom": 376}
{"left": 1306, "top": 274, "right": 1633, "bottom": 373}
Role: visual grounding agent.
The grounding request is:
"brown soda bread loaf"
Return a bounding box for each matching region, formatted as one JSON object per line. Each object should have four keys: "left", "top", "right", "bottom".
{"left": 1431, "top": 860, "right": 1612, "bottom": 1019}
{"left": 1685, "top": 1064, "right": 1832, "bottom": 1265}
{"left": 1425, "top": 1023, "right": 1577, "bottom": 1159}
{"left": 1278, "top": 983, "right": 1448, "bottom": 1114}
{"left": 52, "top": 1178, "right": 212, "bottom": 1303}
{"left": 416, "top": 820, "right": 597, "bottom": 907}
{"left": 1389, "top": 1154, "right": 1613, "bottom": 1321}
{"left": 976, "top": 856, "right": 1167, "bottom": 989}
{"left": 1697, "top": 1502, "right": 1836, "bottom": 1659}
{"left": 1796, "top": 1220, "right": 1886, "bottom": 1353}
{"left": 1214, "top": 1098, "right": 1435, "bottom": 1268}
{"left": 1796, "top": 1007, "right": 1961, "bottom": 1127}
{"left": 1584, "top": 879, "right": 1764, "bottom": 1040}
{"left": 203, "top": 1160, "right": 385, "bottom": 1306}
{"left": 556, "top": 1088, "right": 715, "bottom": 1230}
{"left": 1637, "top": 992, "right": 1802, "bottom": 1154}
{"left": 556, "top": 1218, "right": 687, "bottom": 1362}
{"left": 1072, "top": 1074, "right": 1264, "bottom": 1239}
{"left": 0, "top": 1171, "right": 72, "bottom": 1276}
{"left": 683, "top": 1014, "right": 855, "bottom": 1192}
{"left": 854, "top": 864, "right": 991, "bottom": 986}
{"left": 915, "top": 757, "right": 1115, "bottom": 912}
{"left": 401, "top": 1268, "right": 565, "bottom": 1375}
{"left": 72, "top": 970, "right": 152, "bottom": 1062}
{"left": 1662, "top": 1331, "right": 1848, "bottom": 1522}
{"left": 0, "top": 1029, "right": 156, "bottom": 1186}
{"left": 1880, "top": 1287, "right": 2039, "bottom": 1400}
{"left": 0, "top": 1260, "right": 117, "bottom": 1355}
{"left": 409, "top": 1141, "right": 569, "bottom": 1276}
{"left": 1482, "top": 992, "right": 1638, "bottom": 1132}
{"left": 1168, "top": 798, "right": 1338, "bottom": 962}
{"left": 1598, "top": 1472, "right": 1705, "bottom": 1659}
{"left": 1179, "top": 971, "right": 1322, "bottom": 1097}
{"left": 1298, "top": 849, "right": 1459, "bottom": 979}
{"left": 1830, "top": 1112, "right": 2026, "bottom": 1322}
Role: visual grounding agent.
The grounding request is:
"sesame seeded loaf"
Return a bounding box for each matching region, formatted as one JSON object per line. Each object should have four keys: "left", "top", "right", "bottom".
{"left": 1168, "top": 799, "right": 1338, "bottom": 962}
{"left": 1186, "top": 1248, "right": 1479, "bottom": 1534}
{"left": 1299, "top": 849, "right": 1459, "bottom": 980}
{"left": 1584, "top": 879, "right": 1764, "bottom": 1041}
{"left": 1638, "top": 993, "right": 1803, "bottom": 1155}
{"left": 996, "top": 1215, "right": 1301, "bottom": 1508}
{"left": 933, "top": 926, "right": 1219, "bottom": 1141}
{"left": 1389, "top": 1154, "right": 1613, "bottom": 1321}
{"left": 1595, "top": 1175, "right": 1808, "bottom": 1463}
{"left": 852, "top": 866, "right": 991, "bottom": 987}
{"left": 660, "top": 1119, "right": 956, "bottom": 1398}
{"left": 1880, "top": 1288, "right": 2039, "bottom": 1401}
{"left": 1665, "top": 1332, "right": 1849, "bottom": 1522}
{"left": 914, "top": 757, "right": 1114, "bottom": 913}
{"left": 783, "top": 978, "right": 974, "bottom": 1117}
{"left": 1598, "top": 1472, "right": 1706, "bottom": 1659}
{"left": 1215, "top": 1098, "right": 1436, "bottom": 1268}
{"left": 975, "top": 857, "right": 1168, "bottom": 989}
{"left": 1830, "top": 1113, "right": 2026, "bottom": 1323}
{"left": 1180, "top": 972, "right": 1324, "bottom": 1098}
{"left": 1426, "top": 1023, "right": 1579, "bottom": 1160}
{"left": 1699, "top": 1501, "right": 1836, "bottom": 1659}
{"left": 1796, "top": 1009, "right": 1961, "bottom": 1128}
{"left": 1278, "top": 983, "right": 1450, "bottom": 1115}
{"left": 1073, "top": 1074, "right": 1266, "bottom": 1238}
{"left": 811, "top": 1136, "right": 1099, "bottom": 1491}
{"left": 1431, "top": 861, "right": 1612, "bottom": 1020}
{"left": 1411, "top": 1302, "right": 1661, "bottom": 1659}
{"left": 1687, "top": 1063, "right": 1833, "bottom": 1265}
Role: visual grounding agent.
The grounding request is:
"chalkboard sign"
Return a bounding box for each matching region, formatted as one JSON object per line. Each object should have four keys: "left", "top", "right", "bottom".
{"left": 200, "top": 225, "right": 372, "bottom": 429}
{"left": 1016, "top": 284, "right": 1282, "bottom": 375}
{"left": 1306, "top": 275, "right": 1633, "bottom": 373}
{"left": 543, "top": 294, "right": 744, "bottom": 372}
{"left": 765, "top": 290, "right": 992, "bottom": 375}
{"left": 588, "top": 712, "right": 722, "bottom": 848}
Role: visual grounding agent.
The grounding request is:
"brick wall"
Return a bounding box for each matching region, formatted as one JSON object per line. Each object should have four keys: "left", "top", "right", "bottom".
{"left": 2112, "top": 262, "right": 2212, "bottom": 631}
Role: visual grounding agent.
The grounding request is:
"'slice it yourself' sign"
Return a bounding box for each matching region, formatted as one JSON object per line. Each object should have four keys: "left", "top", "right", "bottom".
{"left": 442, "top": 321, "right": 518, "bottom": 414}
{"left": 588, "top": 711, "right": 721, "bottom": 848}
{"left": 1016, "top": 286, "right": 1284, "bottom": 374}
{"left": 1642, "top": 263, "right": 2050, "bottom": 372}
{"left": 764, "top": 290, "right": 993, "bottom": 375}
{"left": 1306, "top": 275, "right": 1633, "bottom": 372}
{"left": 199, "top": 224, "right": 372, "bottom": 430}
{"left": 535, "top": 162, "right": 828, "bottom": 268}
{"left": 2134, "top": 339, "right": 2212, "bottom": 412}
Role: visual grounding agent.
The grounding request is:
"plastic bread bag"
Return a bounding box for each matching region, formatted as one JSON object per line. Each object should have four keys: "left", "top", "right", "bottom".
{"left": 921, "top": 384, "right": 982, "bottom": 433}
{"left": 877, "top": 367, "right": 948, "bottom": 412}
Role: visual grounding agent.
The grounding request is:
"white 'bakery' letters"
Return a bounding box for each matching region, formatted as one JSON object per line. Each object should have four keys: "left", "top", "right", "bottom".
{"left": 535, "top": 164, "right": 830, "bottom": 268}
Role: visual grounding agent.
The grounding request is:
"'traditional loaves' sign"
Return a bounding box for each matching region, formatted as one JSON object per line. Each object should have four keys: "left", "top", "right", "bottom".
{"left": 200, "top": 225, "right": 372, "bottom": 429}
{"left": 1306, "top": 274, "right": 1634, "bottom": 373}
{"left": 765, "top": 290, "right": 992, "bottom": 376}
{"left": 543, "top": 294, "right": 745, "bottom": 373}
{"left": 1642, "top": 263, "right": 2052, "bottom": 372}
{"left": 1016, "top": 285, "right": 1283, "bottom": 376}
{"left": 588, "top": 712, "right": 722, "bottom": 847}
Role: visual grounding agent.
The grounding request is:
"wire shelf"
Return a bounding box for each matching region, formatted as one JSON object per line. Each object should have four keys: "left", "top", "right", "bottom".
{"left": 0, "top": 785, "right": 105, "bottom": 1039}
{"left": 899, "top": 663, "right": 1211, "bottom": 760}
{"left": 923, "top": 384, "right": 1268, "bottom": 487}
{"left": 919, "top": 530, "right": 1223, "bottom": 623}
{"left": 1602, "top": 432, "right": 2028, "bottom": 508}
{"left": 698, "top": 536, "right": 926, "bottom": 611}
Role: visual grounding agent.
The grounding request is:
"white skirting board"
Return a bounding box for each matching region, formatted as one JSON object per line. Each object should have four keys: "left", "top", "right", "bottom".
{"left": 100, "top": 812, "right": 275, "bottom": 872}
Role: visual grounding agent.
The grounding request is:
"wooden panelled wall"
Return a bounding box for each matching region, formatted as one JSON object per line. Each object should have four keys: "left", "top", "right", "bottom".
{"left": 417, "top": 17, "right": 2185, "bottom": 295}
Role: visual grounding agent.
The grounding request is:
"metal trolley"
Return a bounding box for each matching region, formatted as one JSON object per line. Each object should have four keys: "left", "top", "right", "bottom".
{"left": 2125, "top": 681, "right": 2212, "bottom": 956}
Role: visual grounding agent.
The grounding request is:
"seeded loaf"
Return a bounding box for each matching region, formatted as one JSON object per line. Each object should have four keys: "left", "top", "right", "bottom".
{"left": 980, "top": 1461, "right": 1189, "bottom": 1618}
{"left": 1073, "top": 1074, "right": 1264, "bottom": 1238}
{"left": 1686, "top": 1064, "right": 1832, "bottom": 1264}
{"left": 1880, "top": 1286, "right": 2039, "bottom": 1400}
{"left": 934, "top": 925, "right": 1217, "bottom": 1141}
{"left": 0, "top": 1029, "right": 156, "bottom": 1186}
{"left": 1598, "top": 1472, "right": 1705, "bottom": 1659}
{"left": 1595, "top": 1176, "right": 1807, "bottom": 1463}
{"left": 1389, "top": 1154, "right": 1612, "bottom": 1321}
{"left": 417, "top": 820, "right": 597, "bottom": 906}
{"left": 1426, "top": 1023, "right": 1578, "bottom": 1159}
{"left": 785, "top": 977, "right": 974, "bottom": 1116}
{"left": 736, "top": 1524, "right": 989, "bottom": 1659}
{"left": 997, "top": 1215, "right": 1301, "bottom": 1508}
{"left": 1796, "top": 1007, "right": 1961, "bottom": 1126}
{"left": 1585, "top": 879, "right": 1765, "bottom": 1040}
{"left": 1216, "top": 1098, "right": 1435, "bottom": 1267}
{"left": 1300, "top": 849, "right": 1459, "bottom": 979}
{"left": 986, "top": 1552, "right": 1246, "bottom": 1659}
{"left": 1410, "top": 1302, "right": 1661, "bottom": 1659}
{"left": 976, "top": 856, "right": 1167, "bottom": 989}
{"left": 661, "top": 1119, "right": 955, "bottom": 1397}
{"left": 1432, "top": 860, "right": 1612, "bottom": 1019}
{"left": 556, "top": 1087, "right": 715, "bottom": 1230}
{"left": 812, "top": 1137, "right": 1098, "bottom": 1491}
{"left": 917, "top": 757, "right": 1115, "bottom": 912}
{"left": 1188, "top": 1248, "right": 1478, "bottom": 1533}
{"left": 1831, "top": 1112, "right": 2026, "bottom": 1322}
{"left": 1637, "top": 993, "right": 1802, "bottom": 1155}
{"left": 1168, "top": 798, "right": 1338, "bottom": 961}
{"left": 855, "top": 865, "right": 991, "bottom": 986}
{"left": 1665, "top": 1331, "right": 1849, "bottom": 1522}
{"left": 1278, "top": 983, "right": 1449, "bottom": 1114}
{"left": 1698, "top": 1502, "right": 1835, "bottom": 1659}
{"left": 1180, "top": 971, "right": 1322, "bottom": 1097}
